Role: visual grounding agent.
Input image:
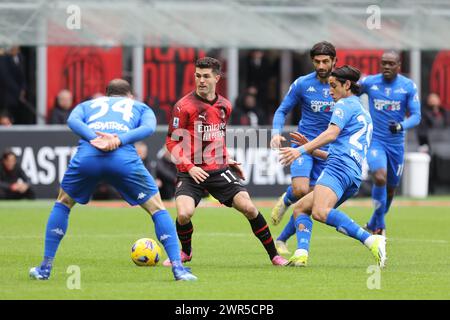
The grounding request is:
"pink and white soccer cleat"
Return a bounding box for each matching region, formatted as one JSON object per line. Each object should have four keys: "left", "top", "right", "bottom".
{"left": 162, "top": 250, "right": 193, "bottom": 267}
{"left": 271, "top": 255, "right": 289, "bottom": 266}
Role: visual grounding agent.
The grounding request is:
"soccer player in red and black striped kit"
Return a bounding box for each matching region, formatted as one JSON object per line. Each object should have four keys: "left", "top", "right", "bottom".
{"left": 163, "top": 57, "right": 288, "bottom": 266}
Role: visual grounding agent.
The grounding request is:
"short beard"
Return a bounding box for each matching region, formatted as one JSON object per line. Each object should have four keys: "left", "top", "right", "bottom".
{"left": 317, "top": 70, "right": 331, "bottom": 80}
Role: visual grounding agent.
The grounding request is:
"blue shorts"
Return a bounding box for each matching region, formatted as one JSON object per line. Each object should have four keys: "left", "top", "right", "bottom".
{"left": 290, "top": 153, "right": 326, "bottom": 186}
{"left": 316, "top": 166, "right": 361, "bottom": 208}
{"left": 366, "top": 140, "right": 404, "bottom": 187}
{"left": 61, "top": 152, "right": 159, "bottom": 206}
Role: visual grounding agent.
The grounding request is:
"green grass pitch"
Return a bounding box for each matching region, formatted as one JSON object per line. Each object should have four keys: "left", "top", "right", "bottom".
{"left": 0, "top": 199, "right": 449, "bottom": 300}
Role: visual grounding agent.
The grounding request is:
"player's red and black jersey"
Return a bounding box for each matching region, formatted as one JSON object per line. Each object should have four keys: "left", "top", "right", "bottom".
{"left": 166, "top": 91, "right": 232, "bottom": 173}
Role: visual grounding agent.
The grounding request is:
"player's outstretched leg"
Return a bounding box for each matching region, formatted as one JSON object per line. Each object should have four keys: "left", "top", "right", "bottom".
{"left": 324, "top": 209, "right": 386, "bottom": 268}
{"left": 29, "top": 203, "right": 70, "bottom": 280}
{"left": 30, "top": 190, "right": 75, "bottom": 280}
{"left": 142, "top": 194, "right": 197, "bottom": 281}
{"left": 312, "top": 185, "right": 387, "bottom": 268}
{"left": 233, "top": 192, "right": 288, "bottom": 266}
{"left": 271, "top": 186, "right": 297, "bottom": 225}
{"left": 152, "top": 210, "right": 196, "bottom": 281}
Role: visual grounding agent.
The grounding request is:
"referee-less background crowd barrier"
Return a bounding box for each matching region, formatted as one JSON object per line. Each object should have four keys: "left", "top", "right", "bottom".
{"left": 2, "top": 126, "right": 449, "bottom": 199}
{"left": 0, "top": 127, "right": 295, "bottom": 199}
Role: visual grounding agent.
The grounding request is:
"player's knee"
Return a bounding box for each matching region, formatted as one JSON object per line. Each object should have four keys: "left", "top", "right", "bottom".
{"left": 177, "top": 210, "right": 194, "bottom": 224}
{"left": 292, "top": 185, "right": 309, "bottom": 199}
{"left": 311, "top": 205, "right": 330, "bottom": 222}
{"left": 293, "top": 201, "right": 311, "bottom": 218}
{"left": 232, "top": 192, "right": 258, "bottom": 218}
{"left": 144, "top": 194, "right": 166, "bottom": 215}
{"left": 373, "top": 171, "right": 387, "bottom": 186}
{"left": 239, "top": 202, "right": 258, "bottom": 219}
{"left": 56, "top": 189, "right": 75, "bottom": 209}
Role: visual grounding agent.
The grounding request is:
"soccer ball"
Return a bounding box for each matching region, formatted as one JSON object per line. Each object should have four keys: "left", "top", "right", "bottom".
{"left": 131, "top": 238, "right": 162, "bottom": 266}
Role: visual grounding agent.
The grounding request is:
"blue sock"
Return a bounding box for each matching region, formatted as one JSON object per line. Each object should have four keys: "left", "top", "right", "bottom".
{"left": 283, "top": 186, "right": 298, "bottom": 206}
{"left": 277, "top": 214, "right": 296, "bottom": 242}
{"left": 294, "top": 214, "right": 313, "bottom": 252}
{"left": 385, "top": 196, "right": 393, "bottom": 214}
{"left": 152, "top": 210, "right": 181, "bottom": 263}
{"left": 43, "top": 202, "right": 70, "bottom": 266}
{"left": 378, "top": 195, "right": 394, "bottom": 230}
{"left": 368, "top": 185, "right": 387, "bottom": 230}
{"left": 326, "top": 209, "right": 370, "bottom": 243}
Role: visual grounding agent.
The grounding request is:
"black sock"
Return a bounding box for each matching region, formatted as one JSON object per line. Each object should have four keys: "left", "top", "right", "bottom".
{"left": 176, "top": 219, "right": 193, "bottom": 255}
{"left": 249, "top": 212, "right": 278, "bottom": 260}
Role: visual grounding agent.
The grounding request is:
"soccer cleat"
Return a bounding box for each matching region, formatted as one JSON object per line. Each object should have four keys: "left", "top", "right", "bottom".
{"left": 271, "top": 192, "right": 290, "bottom": 225}
{"left": 172, "top": 266, "right": 197, "bottom": 281}
{"left": 271, "top": 255, "right": 289, "bottom": 266}
{"left": 29, "top": 266, "right": 51, "bottom": 280}
{"left": 368, "top": 235, "right": 387, "bottom": 268}
{"left": 373, "top": 228, "right": 386, "bottom": 237}
{"left": 287, "top": 251, "right": 308, "bottom": 267}
{"left": 162, "top": 250, "right": 192, "bottom": 267}
{"left": 364, "top": 223, "right": 386, "bottom": 237}
{"left": 275, "top": 240, "right": 291, "bottom": 255}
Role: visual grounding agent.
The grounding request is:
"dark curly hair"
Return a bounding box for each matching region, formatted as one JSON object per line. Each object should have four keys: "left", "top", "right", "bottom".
{"left": 310, "top": 41, "right": 336, "bottom": 59}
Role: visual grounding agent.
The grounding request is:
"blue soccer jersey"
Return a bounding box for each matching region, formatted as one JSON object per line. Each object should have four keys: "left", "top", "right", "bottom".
{"left": 273, "top": 72, "right": 334, "bottom": 141}
{"left": 272, "top": 72, "right": 334, "bottom": 182}
{"left": 327, "top": 95, "right": 373, "bottom": 179}
{"left": 68, "top": 96, "right": 156, "bottom": 156}
{"left": 360, "top": 74, "right": 421, "bottom": 145}
{"left": 360, "top": 73, "right": 421, "bottom": 186}
{"left": 62, "top": 96, "right": 158, "bottom": 205}
{"left": 316, "top": 95, "right": 373, "bottom": 206}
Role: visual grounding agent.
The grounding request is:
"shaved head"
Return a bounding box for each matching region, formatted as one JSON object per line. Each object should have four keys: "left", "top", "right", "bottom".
{"left": 106, "top": 79, "right": 132, "bottom": 96}
{"left": 382, "top": 51, "right": 401, "bottom": 63}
